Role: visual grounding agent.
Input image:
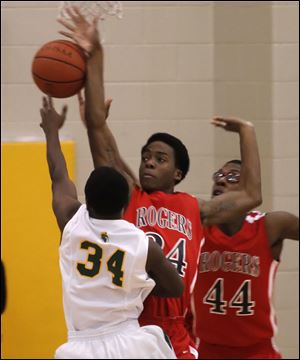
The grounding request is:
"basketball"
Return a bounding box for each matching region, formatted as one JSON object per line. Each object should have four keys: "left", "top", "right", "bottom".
{"left": 32, "top": 40, "right": 87, "bottom": 98}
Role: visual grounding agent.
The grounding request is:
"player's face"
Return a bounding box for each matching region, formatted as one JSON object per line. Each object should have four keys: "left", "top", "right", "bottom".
{"left": 139, "top": 141, "right": 180, "bottom": 193}
{"left": 211, "top": 163, "right": 241, "bottom": 198}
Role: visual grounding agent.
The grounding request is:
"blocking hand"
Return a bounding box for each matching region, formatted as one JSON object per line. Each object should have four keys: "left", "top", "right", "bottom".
{"left": 211, "top": 116, "right": 254, "bottom": 133}
{"left": 57, "top": 5, "right": 101, "bottom": 56}
{"left": 77, "top": 91, "right": 112, "bottom": 127}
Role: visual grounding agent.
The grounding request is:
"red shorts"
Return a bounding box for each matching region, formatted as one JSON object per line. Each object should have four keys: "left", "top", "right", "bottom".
{"left": 198, "top": 339, "right": 282, "bottom": 359}
{"left": 140, "top": 316, "right": 198, "bottom": 359}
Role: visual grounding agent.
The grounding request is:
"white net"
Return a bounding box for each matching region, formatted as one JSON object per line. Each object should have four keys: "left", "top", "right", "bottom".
{"left": 58, "top": 1, "right": 123, "bottom": 22}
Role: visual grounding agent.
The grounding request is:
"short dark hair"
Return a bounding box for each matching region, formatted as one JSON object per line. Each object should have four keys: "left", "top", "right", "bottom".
{"left": 85, "top": 166, "right": 129, "bottom": 216}
{"left": 142, "top": 132, "right": 190, "bottom": 183}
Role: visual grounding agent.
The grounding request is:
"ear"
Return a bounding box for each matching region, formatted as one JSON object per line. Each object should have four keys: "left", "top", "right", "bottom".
{"left": 174, "top": 169, "right": 182, "bottom": 183}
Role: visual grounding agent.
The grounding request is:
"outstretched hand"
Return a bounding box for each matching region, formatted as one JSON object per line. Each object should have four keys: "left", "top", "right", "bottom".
{"left": 211, "top": 116, "right": 253, "bottom": 133}
{"left": 77, "top": 91, "right": 112, "bottom": 127}
{"left": 57, "top": 5, "right": 101, "bottom": 56}
{"left": 40, "top": 96, "right": 68, "bottom": 133}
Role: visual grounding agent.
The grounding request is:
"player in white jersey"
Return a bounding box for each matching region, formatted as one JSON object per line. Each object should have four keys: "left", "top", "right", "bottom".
{"left": 40, "top": 96, "right": 184, "bottom": 359}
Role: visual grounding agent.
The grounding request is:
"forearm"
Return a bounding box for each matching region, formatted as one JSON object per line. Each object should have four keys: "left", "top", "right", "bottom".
{"left": 200, "top": 190, "right": 261, "bottom": 225}
{"left": 84, "top": 47, "right": 137, "bottom": 184}
{"left": 84, "top": 46, "right": 117, "bottom": 167}
{"left": 87, "top": 125, "right": 138, "bottom": 190}
{"left": 85, "top": 46, "right": 106, "bottom": 128}
{"left": 239, "top": 124, "right": 262, "bottom": 202}
{"left": 105, "top": 126, "right": 138, "bottom": 183}
{"left": 149, "top": 274, "right": 183, "bottom": 298}
{"left": 45, "top": 130, "right": 69, "bottom": 182}
{"left": 150, "top": 284, "right": 174, "bottom": 297}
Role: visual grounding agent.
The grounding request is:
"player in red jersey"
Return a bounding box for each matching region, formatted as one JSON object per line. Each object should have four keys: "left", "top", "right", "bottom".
{"left": 58, "top": 7, "right": 262, "bottom": 358}
{"left": 188, "top": 160, "right": 299, "bottom": 359}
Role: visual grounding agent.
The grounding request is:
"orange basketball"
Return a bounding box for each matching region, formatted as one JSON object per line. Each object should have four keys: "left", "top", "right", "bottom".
{"left": 32, "top": 40, "right": 87, "bottom": 98}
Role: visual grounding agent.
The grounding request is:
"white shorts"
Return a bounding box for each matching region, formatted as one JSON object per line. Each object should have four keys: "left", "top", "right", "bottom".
{"left": 54, "top": 320, "right": 177, "bottom": 359}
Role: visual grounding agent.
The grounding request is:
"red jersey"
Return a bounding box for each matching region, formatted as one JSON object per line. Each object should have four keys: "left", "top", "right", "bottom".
{"left": 191, "top": 211, "right": 280, "bottom": 349}
{"left": 124, "top": 186, "right": 204, "bottom": 358}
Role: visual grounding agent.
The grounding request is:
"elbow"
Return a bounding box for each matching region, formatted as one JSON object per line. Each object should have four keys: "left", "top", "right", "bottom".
{"left": 251, "top": 193, "right": 262, "bottom": 208}
{"left": 256, "top": 195, "right": 263, "bottom": 207}
{"left": 248, "top": 183, "right": 262, "bottom": 208}
{"left": 253, "top": 190, "right": 263, "bottom": 208}
{"left": 169, "top": 278, "right": 184, "bottom": 298}
{"left": 176, "top": 280, "right": 184, "bottom": 297}
{"left": 152, "top": 279, "right": 184, "bottom": 298}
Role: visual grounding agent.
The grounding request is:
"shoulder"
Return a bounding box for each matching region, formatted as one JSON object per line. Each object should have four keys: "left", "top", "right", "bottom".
{"left": 175, "top": 191, "right": 199, "bottom": 202}
{"left": 265, "top": 211, "right": 295, "bottom": 228}
{"left": 264, "top": 211, "right": 298, "bottom": 247}
{"left": 63, "top": 204, "right": 85, "bottom": 229}
{"left": 55, "top": 200, "right": 82, "bottom": 234}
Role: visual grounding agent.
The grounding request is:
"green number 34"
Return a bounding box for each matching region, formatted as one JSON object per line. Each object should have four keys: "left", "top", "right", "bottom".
{"left": 76, "top": 240, "right": 125, "bottom": 287}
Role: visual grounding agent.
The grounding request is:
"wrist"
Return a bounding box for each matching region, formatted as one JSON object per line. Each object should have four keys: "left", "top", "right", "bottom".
{"left": 89, "top": 42, "right": 103, "bottom": 57}
{"left": 239, "top": 121, "right": 254, "bottom": 134}
{"left": 44, "top": 126, "right": 59, "bottom": 137}
{"left": 242, "top": 120, "right": 254, "bottom": 128}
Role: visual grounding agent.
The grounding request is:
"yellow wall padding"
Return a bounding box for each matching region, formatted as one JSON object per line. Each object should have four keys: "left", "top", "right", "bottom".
{"left": 1, "top": 141, "right": 75, "bottom": 359}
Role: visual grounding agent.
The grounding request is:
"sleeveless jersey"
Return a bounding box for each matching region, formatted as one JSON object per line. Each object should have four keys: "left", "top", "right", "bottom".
{"left": 60, "top": 204, "right": 155, "bottom": 333}
{"left": 123, "top": 186, "right": 204, "bottom": 322}
{"left": 191, "top": 211, "right": 279, "bottom": 347}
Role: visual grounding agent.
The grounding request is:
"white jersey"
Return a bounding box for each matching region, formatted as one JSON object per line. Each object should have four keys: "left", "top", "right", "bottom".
{"left": 59, "top": 204, "right": 155, "bottom": 333}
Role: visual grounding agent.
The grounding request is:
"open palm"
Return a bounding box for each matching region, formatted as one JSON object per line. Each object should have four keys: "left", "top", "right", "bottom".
{"left": 58, "top": 6, "right": 100, "bottom": 55}
{"left": 211, "top": 117, "right": 253, "bottom": 133}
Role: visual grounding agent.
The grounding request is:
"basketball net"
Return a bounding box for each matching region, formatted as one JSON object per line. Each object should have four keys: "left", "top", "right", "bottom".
{"left": 58, "top": 1, "right": 123, "bottom": 44}
{"left": 58, "top": 1, "right": 123, "bottom": 22}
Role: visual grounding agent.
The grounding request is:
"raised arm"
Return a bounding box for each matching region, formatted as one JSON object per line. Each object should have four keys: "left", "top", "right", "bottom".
{"left": 40, "top": 96, "right": 81, "bottom": 233}
{"left": 57, "top": 6, "right": 138, "bottom": 192}
{"left": 78, "top": 92, "right": 139, "bottom": 187}
{"left": 199, "top": 117, "right": 262, "bottom": 225}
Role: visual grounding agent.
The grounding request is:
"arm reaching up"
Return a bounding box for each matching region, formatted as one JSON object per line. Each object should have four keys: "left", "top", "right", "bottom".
{"left": 58, "top": 5, "right": 138, "bottom": 193}
{"left": 199, "top": 117, "right": 262, "bottom": 225}
{"left": 40, "top": 96, "right": 81, "bottom": 233}
{"left": 77, "top": 91, "right": 139, "bottom": 186}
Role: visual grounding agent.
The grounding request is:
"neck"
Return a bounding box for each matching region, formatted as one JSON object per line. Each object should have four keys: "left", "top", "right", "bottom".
{"left": 145, "top": 185, "right": 175, "bottom": 194}
{"left": 88, "top": 208, "right": 122, "bottom": 220}
{"left": 218, "top": 216, "right": 246, "bottom": 236}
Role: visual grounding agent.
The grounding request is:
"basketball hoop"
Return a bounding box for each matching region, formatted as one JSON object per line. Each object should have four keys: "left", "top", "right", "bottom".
{"left": 58, "top": 1, "right": 123, "bottom": 22}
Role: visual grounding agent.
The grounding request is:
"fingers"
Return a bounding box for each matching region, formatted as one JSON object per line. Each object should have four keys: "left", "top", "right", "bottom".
{"left": 57, "top": 17, "right": 75, "bottom": 31}
{"left": 211, "top": 118, "right": 227, "bottom": 127}
{"left": 48, "top": 95, "right": 54, "bottom": 109}
{"left": 92, "top": 13, "right": 101, "bottom": 26}
{"left": 66, "top": 5, "right": 87, "bottom": 25}
{"left": 40, "top": 108, "right": 45, "bottom": 118}
{"left": 105, "top": 98, "right": 113, "bottom": 107}
{"left": 65, "top": 6, "right": 79, "bottom": 20}
{"left": 42, "top": 95, "right": 53, "bottom": 111}
{"left": 77, "top": 91, "right": 84, "bottom": 104}
{"left": 211, "top": 116, "right": 253, "bottom": 129}
{"left": 58, "top": 30, "right": 74, "bottom": 40}
{"left": 42, "top": 96, "right": 48, "bottom": 110}
{"left": 105, "top": 98, "right": 113, "bottom": 119}
{"left": 72, "top": 5, "right": 86, "bottom": 22}
{"left": 61, "top": 105, "right": 68, "bottom": 117}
